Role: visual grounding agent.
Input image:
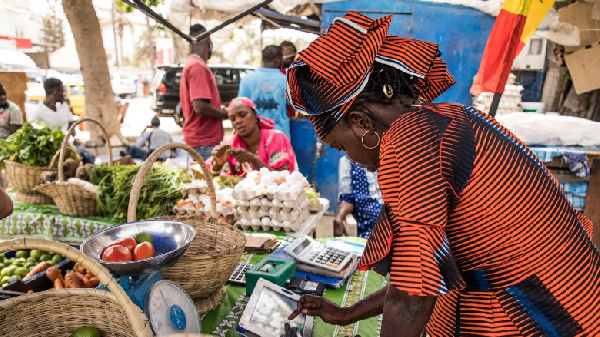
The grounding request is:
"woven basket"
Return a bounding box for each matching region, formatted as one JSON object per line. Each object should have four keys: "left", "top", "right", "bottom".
{"left": 14, "top": 191, "right": 53, "bottom": 205}
{"left": 35, "top": 117, "right": 113, "bottom": 217}
{"left": 0, "top": 238, "right": 152, "bottom": 337}
{"left": 127, "top": 143, "right": 245, "bottom": 306}
{"left": 3, "top": 160, "right": 55, "bottom": 194}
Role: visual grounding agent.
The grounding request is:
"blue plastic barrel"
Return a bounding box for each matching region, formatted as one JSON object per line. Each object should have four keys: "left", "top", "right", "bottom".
{"left": 290, "top": 118, "right": 317, "bottom": 183}
{"left": 314, "top": 141, "right": 344, "bottom": 214}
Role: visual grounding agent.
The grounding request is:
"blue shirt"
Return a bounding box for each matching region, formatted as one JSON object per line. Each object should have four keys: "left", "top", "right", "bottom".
{"left": 338, "top": 156, "right": 384, "bottom": 239}
{"left": 238, "top": 68, "right": 290, "bottom": 138}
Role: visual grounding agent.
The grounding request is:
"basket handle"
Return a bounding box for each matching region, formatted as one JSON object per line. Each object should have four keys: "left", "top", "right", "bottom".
{"left": 127, "top": 142, "right": 217, "bottom": 222}
{"left": 48, "top": 146, "right": 77, "bottom": 169}
{"left": 0, "top": 238, "right": 152, "bottom": 337}
{"left": 58, "top": 117, "right": 113, "bottom": 182}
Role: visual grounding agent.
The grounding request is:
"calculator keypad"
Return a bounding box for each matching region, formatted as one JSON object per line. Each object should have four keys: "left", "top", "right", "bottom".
{"left": 308, "top": 247, "right": 349, "bottom": 269}
{"left": 227, "top": 263, "right": 253, "bottom": 285}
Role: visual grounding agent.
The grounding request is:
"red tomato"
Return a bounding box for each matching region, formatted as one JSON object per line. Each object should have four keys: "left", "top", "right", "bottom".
{"left": 101, "top": 237, "right": 137, "bottom": 259}
{"left": 133, "top": 242, "right": 156, "bottom": 261}
{"left": 102, "top": 245, "right": 133, "bottom": 262}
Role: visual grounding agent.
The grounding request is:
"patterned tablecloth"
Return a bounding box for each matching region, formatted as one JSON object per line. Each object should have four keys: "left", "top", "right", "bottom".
{"left": 0, "top": 198, "right": 116, "bottom": 243}
{"left": 200, "top": 236, "right": 387, "bottom": 337}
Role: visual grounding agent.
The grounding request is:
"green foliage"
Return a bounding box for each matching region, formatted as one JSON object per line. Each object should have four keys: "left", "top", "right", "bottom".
{"left": 0, "top": 122, "right": 65, "bottom": 169}
{"left": 91, "top": 164, "right": 191, "bottom": 222}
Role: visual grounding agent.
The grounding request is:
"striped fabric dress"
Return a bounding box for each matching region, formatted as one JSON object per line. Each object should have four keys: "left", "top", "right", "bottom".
{"left": 358, "top": 103, "right": 600, "bottom": 336}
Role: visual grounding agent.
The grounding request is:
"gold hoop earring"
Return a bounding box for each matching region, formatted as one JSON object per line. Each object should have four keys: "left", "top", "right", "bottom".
{"left": 410, "top": 96, "right": 427, "bottom": 108}
{"left": 382, "top": 84, "right": 393, "bottom": 99}
{"left": 362, "top": 130, "right": 381, "bottom": 150}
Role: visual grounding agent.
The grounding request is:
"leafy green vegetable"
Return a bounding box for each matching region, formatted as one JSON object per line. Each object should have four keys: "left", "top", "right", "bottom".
{"left": 0, "top": 122, "right": 65, "bottom": 169}
{"left": 91, "top": 164, "right": 192, "bottom": 222}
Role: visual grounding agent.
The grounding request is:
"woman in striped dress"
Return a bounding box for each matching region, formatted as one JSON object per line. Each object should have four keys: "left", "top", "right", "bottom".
{"left": 287, "top": 12, "right": 600, "bottom": 336}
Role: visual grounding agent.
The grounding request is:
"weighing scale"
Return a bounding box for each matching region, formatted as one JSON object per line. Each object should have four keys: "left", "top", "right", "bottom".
{"left": 80, "top": 220, "right": 202, "bottom": 335}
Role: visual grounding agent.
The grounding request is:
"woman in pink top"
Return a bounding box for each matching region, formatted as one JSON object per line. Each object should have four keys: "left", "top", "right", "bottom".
{"left": 208, "top": 97, "right": 296, "bottom": 176}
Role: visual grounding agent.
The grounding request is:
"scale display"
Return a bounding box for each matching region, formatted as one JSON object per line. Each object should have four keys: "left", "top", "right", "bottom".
{"left": 145, "top": 280, "right": 201, "bottom": 335}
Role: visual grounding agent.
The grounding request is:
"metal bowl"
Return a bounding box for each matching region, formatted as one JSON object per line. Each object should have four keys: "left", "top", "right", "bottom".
{"left": 80, "top": 220, "right": 196, "bottom": 276}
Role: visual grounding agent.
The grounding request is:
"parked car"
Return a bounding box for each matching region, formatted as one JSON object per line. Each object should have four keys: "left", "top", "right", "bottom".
{"left": 152, "top": 63, "right": 255, "bottom": 127}
{"left": 26, "top": 81, "right": 86, "bottom": 115}
{"left": 111, "top": 71, "right": 138, "bottom": 98}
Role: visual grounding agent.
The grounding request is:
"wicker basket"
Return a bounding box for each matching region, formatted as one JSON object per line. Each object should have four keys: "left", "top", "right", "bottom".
{"left": 14, "top": 191, "right": 53, "bottom": 205}
{"left": 3, "top": 160, "right": 55, "bottom": 194}
{"left": 127, "top": 143, "right": 245, "bottom": 310}
{"left": 35, "top": 117, "right": 113, "bottom": 217}
{"left": 0, "top": 238, "right": 152, "bottom": 337}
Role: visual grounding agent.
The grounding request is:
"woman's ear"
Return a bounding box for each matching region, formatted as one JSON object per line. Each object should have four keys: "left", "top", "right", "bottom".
{"left": 347, "top": 110, "right": 374, "bottom": 132}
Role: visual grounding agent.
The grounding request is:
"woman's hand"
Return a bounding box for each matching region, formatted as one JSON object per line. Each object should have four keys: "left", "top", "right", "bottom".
{"left": 333, "top": 214, "right": 348, "bottom": 237}
{"left": 288, "top": 295, "right": 350, "bottom": 325}
{"left": 211, "top": 144, "right": 231, "bottom": 166}
{"left": 231, "top": 149, "right": 268, "bottom": 169}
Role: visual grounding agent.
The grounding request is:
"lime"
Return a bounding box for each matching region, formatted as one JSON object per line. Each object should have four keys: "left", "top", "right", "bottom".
{"left": 15, "top": 250, "right": 29, "bottom": 259}
{"left": 0, "top": 254, "right": 4, "bottom": 262}
{"left": 51, "top": 254, "right": 64, "bottom": 265}
{"left": 39, "top": 254, "right": 52, "bottom": 262}
{"left": 0, "top": 263, "right": 4, "bottom": 269}
{"left": 13, "top": 260, "right": 23, "bottom": 267}
{"left": 0, "top": 269, "right": 8, "bottom": 278}
{"left": 29, "top": 250, "right": 42, "bottom": 259}
{"left": 1, "top": 276, "right": 10, "bottom": 283}
{"left": 26, "top": 256, "right": 37, "bottom": 263}
{"left": 134, "top": 232, "right": 154, "bottom": 244}
{"left": 24, "top": 262, "right": 35, "bottom": 269}
{"left": 15, "top": 267, "right": 28, "bottom": 278}
{"left": 9, "top": 275, "right": 20, "bottom": 282}
{"left": 70, "top": 326, "right": 101, "bottom": 337}
{"left": 2, "top": 259, "right": 11, "bottom": 266}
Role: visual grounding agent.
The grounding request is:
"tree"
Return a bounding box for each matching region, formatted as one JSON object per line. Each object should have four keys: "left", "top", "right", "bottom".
{"left": 62, "top": 0, "right": 122, "bottom": 142}
{"left": 41, "top": 1, "right": 65, "bottom": 52}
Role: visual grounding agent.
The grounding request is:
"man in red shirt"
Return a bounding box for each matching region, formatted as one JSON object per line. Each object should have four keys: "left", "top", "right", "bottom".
{"left": 180, "top": 24, "right": 228, "bottom": 159}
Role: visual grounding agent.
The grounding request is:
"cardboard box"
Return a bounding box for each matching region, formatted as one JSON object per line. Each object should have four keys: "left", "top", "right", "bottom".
{"left": 564, "top": 43, "right": 600, "bottom": 95}
{"left": 559, "top": 2, "right": 600, "bottom": 53}
{"left": 559, "top": 2, "right": 600, "bottom": 94}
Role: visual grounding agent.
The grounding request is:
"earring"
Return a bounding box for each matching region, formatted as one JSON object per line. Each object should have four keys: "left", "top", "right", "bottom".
{"left": 362, "top": 130, "right": 381, "bottom": 150}
{"left": 410, "top": 96, "right": 427, "bottom": 108}
{"left": 382, "top": 84, "right": 393, "bottom": 99}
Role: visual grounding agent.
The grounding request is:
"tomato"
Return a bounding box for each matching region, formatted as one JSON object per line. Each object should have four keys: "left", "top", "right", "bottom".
{"left": 133, "top": 242, "right": 156, "bottom": 261}
{"left": 101, "top": 245, "right": 133, "bottom": 262}
{"left": 101, "top": 237, "right": 137, "bottom": 259}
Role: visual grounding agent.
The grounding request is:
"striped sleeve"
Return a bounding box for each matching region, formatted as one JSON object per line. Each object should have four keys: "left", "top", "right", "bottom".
{"left": 359, "top": 107, "right": 473, "bottom": 296}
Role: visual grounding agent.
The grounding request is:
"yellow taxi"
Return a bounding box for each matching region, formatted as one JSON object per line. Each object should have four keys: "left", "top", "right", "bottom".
{"left": 26, "top": 82, "right": 86, "bottom": 115}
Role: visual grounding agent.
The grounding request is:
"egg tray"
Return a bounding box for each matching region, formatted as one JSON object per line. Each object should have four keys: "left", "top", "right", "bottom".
{"left": 236, "top": 209, "right": 310, "bottom": 225}
{"left": 0, "top": 250, "right": 75, "bottom": 295}
{"left": 235, "top": 223, "right": 297, "bottom": 233}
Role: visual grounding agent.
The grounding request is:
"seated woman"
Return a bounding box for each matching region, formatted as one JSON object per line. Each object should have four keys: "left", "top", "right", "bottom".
{"left": 208, "top": 97, "right": 296, "bottom": 176}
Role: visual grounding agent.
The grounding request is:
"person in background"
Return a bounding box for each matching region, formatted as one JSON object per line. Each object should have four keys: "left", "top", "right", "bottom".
{"left": 280, "top": 41, "right": 297, "bottom": 71}
{"left": 0, "top": 83, "right": 23, "bottom": 139}
{"left": 334, "top": 155, "right": 383, "bottom": 238}
{"left": 208, "top": 97, "right": 295, "bottom": 176}
{"left": 280, "top": 41, "right": 297, "bottom": 119}
{"left": 29, "top": 78, "right": 95, "bottom": 164}
{"left": 0, "top": 187, "right": 12, "bottom": 220}
{"left": 180, "top": 23, "right": 227, "bottom": 159}
{"left": 120, "top": 116, "right": 172, "bottom": 160}
{"left": 28, "top": 78, "right": 71, "bottom": 134}
{"left": 238, "top": 46, "right": 290, "bottom": 138}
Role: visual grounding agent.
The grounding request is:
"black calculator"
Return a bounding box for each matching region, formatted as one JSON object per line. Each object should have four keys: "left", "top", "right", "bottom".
{"left": 227, "top": 263, "right": 253, "bottom": 285}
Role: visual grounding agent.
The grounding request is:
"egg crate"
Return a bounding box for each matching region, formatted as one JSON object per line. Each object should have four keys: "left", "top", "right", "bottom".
{"left": 235, "top": 215, "right": 307, "bottom": 232}
{"left": 236, "top": 208, "right": 310, "bottom": 224}
{"left": 235, "top": 223, "right": 297, "bottom": 233}
{"left": 171, "top": 206, "right": 237, "bottom": 224}
{"left": 235, "top": 194, "right": 308, "bottom": 208}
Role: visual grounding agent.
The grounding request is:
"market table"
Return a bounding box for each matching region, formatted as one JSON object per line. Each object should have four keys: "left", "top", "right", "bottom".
{"left": 0, "top": 192, "right": 116, "bottom": 243}
{"left": 199, "top": 235, "right": 387, "bottom": 337}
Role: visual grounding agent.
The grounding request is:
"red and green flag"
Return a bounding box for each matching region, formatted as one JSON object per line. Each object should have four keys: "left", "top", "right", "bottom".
{"left": 471, "top": 0, "right": 555, "bottom": 95}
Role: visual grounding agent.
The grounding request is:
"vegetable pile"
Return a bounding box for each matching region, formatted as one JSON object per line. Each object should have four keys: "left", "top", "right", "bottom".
{"left": 101, "top": 232, "right": 156, "bottom": 262}
{"left": 0, "top": 250, "right": 66, "bottom": 287}
{"left": 45, "top": 263, "right": 100, "bottom": 290}
{"left": 0, "top": 122, "right": 66, "bottom": 169}
{"left": 91, "top": 164, "right": 191, "bottom": 222}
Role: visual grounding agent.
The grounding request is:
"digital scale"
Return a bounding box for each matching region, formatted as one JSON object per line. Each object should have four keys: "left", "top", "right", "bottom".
{"left": 284, "top": 235, "right": 355, "bottom": 273}
{"left": 245, "top": 257, "right": 296, "bottom": 295}
{"left": 81, "top": 220, "right": 202, "bottom": 335}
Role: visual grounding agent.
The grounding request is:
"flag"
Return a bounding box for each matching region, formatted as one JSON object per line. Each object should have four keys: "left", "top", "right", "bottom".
{"left": 470, "top": 0, "right": 555, "bottom": 95}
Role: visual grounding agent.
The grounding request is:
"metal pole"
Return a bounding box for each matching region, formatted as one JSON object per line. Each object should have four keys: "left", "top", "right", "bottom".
{"left": 191, "top": 0, "right": 274, "bottom": 42}
{"left": 489, "top": 92, "right": 502, "bottom": 117}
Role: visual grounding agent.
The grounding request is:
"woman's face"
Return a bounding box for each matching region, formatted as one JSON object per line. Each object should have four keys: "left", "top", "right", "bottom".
{"left": 229, "top": 104, "right": 258, "bottom": 137}
{"left": 323, "top": 112, "right": 381, "bottom": 172}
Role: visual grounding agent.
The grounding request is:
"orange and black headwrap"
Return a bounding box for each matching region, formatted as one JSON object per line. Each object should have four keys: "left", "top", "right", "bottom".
{"left": 286, "top": 12, "right": 456, "bottom": 138}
